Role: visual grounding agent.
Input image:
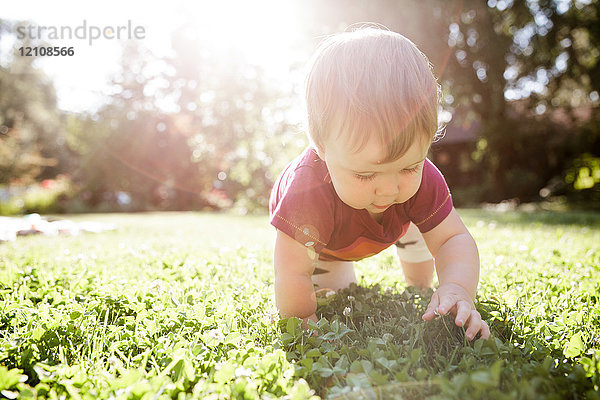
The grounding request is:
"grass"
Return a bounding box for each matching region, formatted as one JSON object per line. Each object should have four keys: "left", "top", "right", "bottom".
{"left": 0, "top": 209, "right": 599, "bottom": 399}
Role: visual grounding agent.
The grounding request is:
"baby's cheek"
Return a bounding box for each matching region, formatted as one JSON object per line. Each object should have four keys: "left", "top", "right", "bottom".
{"left": 346, "top": 186, "right": 371, "bottom": 207}
{"left": 332, "top": 178, "right": 357, "bottom": 202}
{"left": 398, "top": 181, "right": 420, "bottom": 203}
{"left": 409, "top": 175, "right": 424, "bottom": 194}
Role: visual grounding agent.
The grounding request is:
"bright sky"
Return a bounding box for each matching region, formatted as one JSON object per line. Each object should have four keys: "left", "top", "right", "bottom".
{"left": 0, "top": 0, "right": 304, "bottom": 113}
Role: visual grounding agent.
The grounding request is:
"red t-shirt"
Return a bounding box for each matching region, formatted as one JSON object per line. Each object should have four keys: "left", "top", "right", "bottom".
{"left": 269, "top": 147, "right": 453, "bottom": 262}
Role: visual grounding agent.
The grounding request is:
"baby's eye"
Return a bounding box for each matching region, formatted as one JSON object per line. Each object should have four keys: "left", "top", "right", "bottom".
{"left": 355, "top": 173, "right": 376, "bottom": 182}
{"left": 402, "top": 164, "right": 422, "bottom": 174}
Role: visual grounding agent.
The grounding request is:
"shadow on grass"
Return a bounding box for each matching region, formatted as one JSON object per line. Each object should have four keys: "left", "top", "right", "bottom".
{"left": 279, "top": 284, "right": 597, "bottom": 400}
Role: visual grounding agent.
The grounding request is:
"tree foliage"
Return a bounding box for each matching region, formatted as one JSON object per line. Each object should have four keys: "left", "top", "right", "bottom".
{"left": 0, "top": 19, "right": 71, "bottom": 186}
{"left": 66, "top": 28, "right": 306, "bottom": 212}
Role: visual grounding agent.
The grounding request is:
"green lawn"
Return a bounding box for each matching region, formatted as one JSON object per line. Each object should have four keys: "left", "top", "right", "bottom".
{"left": 1, "top": 210, "right": 599, "bottom": 399}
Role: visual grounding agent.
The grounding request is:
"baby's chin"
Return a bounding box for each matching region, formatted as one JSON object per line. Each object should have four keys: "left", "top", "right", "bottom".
{"left": 344, "top": 200, "right": 400, "bottom": 212}
{"left": 359, "top": 202, "right": 394, "bottom": 214}
{"left": 366, "top": 199, "right": 410, "bottom": 213}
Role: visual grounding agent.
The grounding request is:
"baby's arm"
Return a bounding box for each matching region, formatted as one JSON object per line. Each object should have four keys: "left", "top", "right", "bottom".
{"left": 273, "top": 229, "right": 319, "bottom": 327}
{"left": 421, "top": 208, "right": 491, "bottom": 340}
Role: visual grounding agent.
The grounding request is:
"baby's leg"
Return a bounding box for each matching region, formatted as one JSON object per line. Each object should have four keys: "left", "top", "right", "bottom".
{"left": 396, "top": 223, "right": 434, "bottom": 289}
{"left": 311, "top": 260, "right": 356, "bottom": 292}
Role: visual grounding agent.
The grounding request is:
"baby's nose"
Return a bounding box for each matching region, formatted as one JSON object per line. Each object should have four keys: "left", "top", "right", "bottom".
{"left": 374, "top": 176, "right": 400, "bottom": 197}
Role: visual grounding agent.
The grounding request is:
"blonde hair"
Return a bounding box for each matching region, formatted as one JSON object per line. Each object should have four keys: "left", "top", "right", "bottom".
{"left": 305, "top": 26, "right": 441, "bottom": 163}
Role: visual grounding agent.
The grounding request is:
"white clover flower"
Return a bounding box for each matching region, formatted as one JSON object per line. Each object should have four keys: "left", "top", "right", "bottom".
{"left": 347, "top": 295, "right": 355, "bottom": 302}
{"left": 207, "top": 329, "right": 225, "bottom": 342}
{"left": 157, "top": 336, "right": 168, "bottom": 344}
{"left": 325, "top": 290, "right": 336, "bottom": 298}
{"left": 343, "top": 306, "right": 352, "bottom": 317}
{"left": 235, "top": 366, "right": 252, "bottom": 378}
{"left": 149, "top": 279, "right": 164, "bottom": 291}
{"left": 107, "top": 355, "right": 120, "bottom": 367}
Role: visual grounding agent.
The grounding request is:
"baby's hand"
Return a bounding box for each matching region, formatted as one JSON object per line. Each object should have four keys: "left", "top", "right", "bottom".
{"left": 422, "top": 283, "right": 490, "bottom": 340}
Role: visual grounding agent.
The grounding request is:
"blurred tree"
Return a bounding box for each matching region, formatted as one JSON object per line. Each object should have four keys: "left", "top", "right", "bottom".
{"left": 66, "top": 43, "right": 208, "bottom": 210}
{"left": 520, "top": 0, "right": 600, "bottom": 204}
{"left": 161, "top": 23, "right": 306, "bottom": 212}
{"left": 0, "top": 19, "right": 71, "bottom": 185}
{"left": 67, "top": 34, "right": 305, "bottom": 212}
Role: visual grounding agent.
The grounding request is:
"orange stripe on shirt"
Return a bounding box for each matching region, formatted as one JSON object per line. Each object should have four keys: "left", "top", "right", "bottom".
{"left": 320, "top": 236, "right": 394, "bottom": 261}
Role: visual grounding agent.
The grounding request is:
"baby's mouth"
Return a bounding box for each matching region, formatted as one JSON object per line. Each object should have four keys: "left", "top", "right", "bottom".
{"left": 372, "top": 203, "right": 392, "bottom": 210}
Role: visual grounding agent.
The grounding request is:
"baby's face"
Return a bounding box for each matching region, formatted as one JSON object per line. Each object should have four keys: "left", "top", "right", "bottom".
{"left": 319, "top": 136, "right": 429, "bottom": 217}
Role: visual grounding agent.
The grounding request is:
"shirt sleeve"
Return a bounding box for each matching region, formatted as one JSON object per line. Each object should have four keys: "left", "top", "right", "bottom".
{"left": 404, "top": 159, "right": 453, "bottom": 233}
{"left": 269, "top": 165, "right": 334, "bottom": 253}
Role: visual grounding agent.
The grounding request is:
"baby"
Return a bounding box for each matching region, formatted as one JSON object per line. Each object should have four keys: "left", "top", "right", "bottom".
{"left": 269, "top": 27, "right": 490, "bottom": 341}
